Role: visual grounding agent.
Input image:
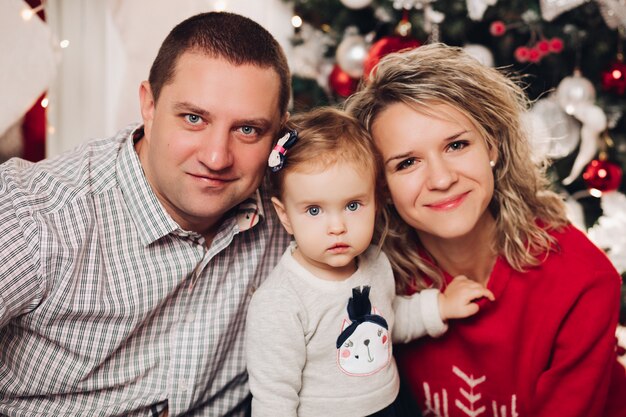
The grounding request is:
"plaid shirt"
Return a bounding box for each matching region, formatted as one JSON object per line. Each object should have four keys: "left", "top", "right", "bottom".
{"left": 0, "top": 124, "right": 290, "bottom": 417}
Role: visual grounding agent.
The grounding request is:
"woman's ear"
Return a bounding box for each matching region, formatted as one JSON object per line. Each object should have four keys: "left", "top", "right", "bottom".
{"left": 271, "top": 196, "right": 294, "bottom": 235}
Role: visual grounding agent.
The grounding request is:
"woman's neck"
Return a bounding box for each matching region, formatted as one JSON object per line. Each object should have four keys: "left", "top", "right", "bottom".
{"left": 418, "top": 213, "right": 498, "bottom": 285}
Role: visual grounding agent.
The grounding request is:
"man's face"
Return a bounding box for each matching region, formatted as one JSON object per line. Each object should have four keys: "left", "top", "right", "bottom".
{"left": 137, "top": 52, "right": 284, "bottom": 239}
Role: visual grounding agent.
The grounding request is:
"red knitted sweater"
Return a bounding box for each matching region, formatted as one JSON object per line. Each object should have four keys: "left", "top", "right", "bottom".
{"left": 395, "top": 225, "right": 626, "bottom": 417}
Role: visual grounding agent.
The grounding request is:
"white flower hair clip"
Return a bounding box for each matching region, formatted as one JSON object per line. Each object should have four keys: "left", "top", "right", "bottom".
{"left": 268, "top": 129, "right": 298, "bottom": 172}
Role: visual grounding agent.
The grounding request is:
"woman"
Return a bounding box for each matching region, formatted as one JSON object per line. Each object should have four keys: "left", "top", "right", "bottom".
{"left": 346, "top": 43, "right": 625, "bottom": 417}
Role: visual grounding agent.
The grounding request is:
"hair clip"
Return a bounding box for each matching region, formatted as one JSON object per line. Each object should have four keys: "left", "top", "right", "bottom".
{"left": 268, "top": 129, "right": 298, "bottom": 172}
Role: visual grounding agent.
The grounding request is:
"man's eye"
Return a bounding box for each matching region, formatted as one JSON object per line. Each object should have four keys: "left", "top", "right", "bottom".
{"left": 307, "top": 207, "right": 321, "bottom": 216}
{"left": 239, "top": 126, "right": 257, "bottom": 135}
{"left": 184, "top": 114, "right": 202, "bottom": 125}
{"left": 346, "top": 201, "right": 360, "bottom": 212}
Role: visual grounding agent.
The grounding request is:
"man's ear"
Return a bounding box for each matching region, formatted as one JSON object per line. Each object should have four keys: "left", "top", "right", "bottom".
{"left": 271, "top": 196, "right": 294, "bottom": 235}
{"left": 139, "top": 81, "right": 155, "bottom": 137}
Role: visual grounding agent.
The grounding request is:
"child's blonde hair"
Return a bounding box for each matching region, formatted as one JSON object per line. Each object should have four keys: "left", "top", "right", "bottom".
{"left": 346, "top": 43, "right": 569, "bottom": 292}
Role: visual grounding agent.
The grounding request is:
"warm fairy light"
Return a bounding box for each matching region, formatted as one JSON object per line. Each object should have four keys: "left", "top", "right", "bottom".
{"left": 589, "top": 188, "right": 603, "bottom": 198}
{"left": 60, "top": 39, "right": 70, "bottom": 48}
{"left": 612, "top": 69, "right": 623, "bottom": 79}
{"left": 40, "top": 97, "right": 49, "bottom": 108}
{"left": 213, "top": 0, "right": 227, "bottom": 11}
{"left": 291, "top": 15, "right": 303, "bottom": 28}
{"left": 48, "top": 125, "right": 56, "bottom": 135}
{"left": 21, "top": 4, "right": 44, "bottom": 21}
{"left": 21, "top": 8, "right": 34, "bottom": 20}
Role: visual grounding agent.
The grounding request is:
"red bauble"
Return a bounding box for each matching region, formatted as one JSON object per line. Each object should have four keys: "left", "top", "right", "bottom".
{"left": 601, "top": 60, "right": 626, "bottom": 96}
{"left": 363, "top": 35, "right": 421, "bottom": 79}
{"left": 583, "top": 159, "right": 623, "bottom": 192}
{"left": 329, "top": 64, "right": 359, "bottom": 97}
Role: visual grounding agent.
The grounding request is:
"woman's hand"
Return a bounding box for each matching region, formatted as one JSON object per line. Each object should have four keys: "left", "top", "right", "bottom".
{"left": 438, "top": 275, "right": 495, "bottom": 321}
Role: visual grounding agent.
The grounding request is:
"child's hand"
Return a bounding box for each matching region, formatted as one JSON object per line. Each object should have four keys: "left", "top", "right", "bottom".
{"left": 437, "top": 275, "right": 495, "bottom": 321}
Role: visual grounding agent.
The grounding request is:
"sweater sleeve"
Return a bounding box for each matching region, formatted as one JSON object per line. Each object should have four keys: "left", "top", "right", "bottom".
{"left": 392, "top": 289, "right": 448, "bottom": 344}
{"left": 245, "top": 283, "right": 306, "bottom": 417}
{"left": 532, "top": 267, "right": 622, "bottom": 417}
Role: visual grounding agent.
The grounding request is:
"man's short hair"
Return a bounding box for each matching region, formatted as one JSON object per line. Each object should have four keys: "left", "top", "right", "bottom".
{"left": 149, "top": 12, "right": 291, "bottom": 115}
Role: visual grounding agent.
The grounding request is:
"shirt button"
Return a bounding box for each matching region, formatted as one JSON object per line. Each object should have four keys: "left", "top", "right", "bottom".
{"left": 180, "top": 380, "right": 189, "bottom": 391}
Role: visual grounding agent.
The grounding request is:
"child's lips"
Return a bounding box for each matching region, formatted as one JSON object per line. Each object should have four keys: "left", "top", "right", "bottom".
{"left": 328, "top": 243, "right": 350, "bottom": 253}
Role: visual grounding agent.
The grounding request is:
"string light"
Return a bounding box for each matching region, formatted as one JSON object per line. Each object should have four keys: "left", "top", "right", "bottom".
{"left": 40, "top": 97, "right": 49, "bottom": 108}
{"left": 60, "top": 39, "right": 70, "bottom": 48}
{"left": 213, "top": 0, "right": 228, "bottom": 11}
{"left": 21, "top": 3, "right": 45, "bottom": 21}
{"left": 291, "top": 15, "right": 303, "bottom": 28}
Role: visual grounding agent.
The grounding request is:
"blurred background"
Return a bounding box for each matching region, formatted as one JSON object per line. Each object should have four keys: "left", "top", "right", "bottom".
{"left": 1, "top": 0, "right": 625, "bottom": 334}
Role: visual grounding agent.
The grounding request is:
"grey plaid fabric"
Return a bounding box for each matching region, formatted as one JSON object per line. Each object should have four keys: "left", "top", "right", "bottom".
{"left": 0, "top": 124, "right": 290, "bottom": 417}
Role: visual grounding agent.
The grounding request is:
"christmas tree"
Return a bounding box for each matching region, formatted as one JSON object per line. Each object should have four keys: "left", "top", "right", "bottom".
{"left": 282, "top": 0, "right": 626, "bottom": 327}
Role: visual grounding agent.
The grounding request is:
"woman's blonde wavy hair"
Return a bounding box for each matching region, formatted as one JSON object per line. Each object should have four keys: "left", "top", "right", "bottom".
{"left": 346, "top": 43, "right": 568, "bottom": 293}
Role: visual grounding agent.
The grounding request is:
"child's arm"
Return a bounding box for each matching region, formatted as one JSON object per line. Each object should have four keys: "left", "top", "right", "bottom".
{"left": 392, "top": 276, "right": 494, "bottom": 344}
{"left": 438, "top": 275, "right": 495, "bottom": 321}
{"left": 245, "top": 287, "right": 305, "bottom": 417}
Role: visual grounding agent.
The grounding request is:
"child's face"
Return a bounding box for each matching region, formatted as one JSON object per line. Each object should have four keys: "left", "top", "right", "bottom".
{"left": 272, "top": 162, "right": 376, "bottom": 280}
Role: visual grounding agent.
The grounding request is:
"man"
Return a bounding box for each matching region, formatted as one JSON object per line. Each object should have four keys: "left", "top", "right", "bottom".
{"left": 0, "top": 12, "right": 291, "bottom": 416}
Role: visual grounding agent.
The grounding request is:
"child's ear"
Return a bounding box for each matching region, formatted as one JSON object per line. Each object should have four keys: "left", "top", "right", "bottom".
{"left": 271, "top": 196, "right": 294, "bottom": 235}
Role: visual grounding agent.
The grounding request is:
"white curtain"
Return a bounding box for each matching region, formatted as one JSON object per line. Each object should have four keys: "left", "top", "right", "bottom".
{"left": 45, "top": 0, "right": 293, "bottom": 157}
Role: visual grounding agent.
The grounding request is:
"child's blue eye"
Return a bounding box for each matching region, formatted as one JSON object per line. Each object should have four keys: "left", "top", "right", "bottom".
{"left": 307, "top": 207, "right": 320, "bottom": 216}
{"left": 346, "top": 202, "right": 360, "bottom": 212}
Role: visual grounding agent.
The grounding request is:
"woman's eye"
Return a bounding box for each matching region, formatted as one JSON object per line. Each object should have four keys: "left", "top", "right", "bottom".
{"left": 346, "top": 201, "right": 360, "bottom": 212}
{"left": 184, "top": 114, "right": 202, "bottom": 125}
{"left": 397, "top": 158, "right": 416, "bottom": 171}
{"left": 307, "top": 207, "right": 321, "bottom": 216}
{"left": 448, "top": 140, "right": 469, "bottom": 151}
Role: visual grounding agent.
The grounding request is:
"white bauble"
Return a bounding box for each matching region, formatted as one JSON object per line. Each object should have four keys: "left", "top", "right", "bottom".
{"left": 336, "top": 28, "right": 368, "bottom": 78}
{"left": 340, "top": 0, "right": 373, "bottom": 9}
{"left": 463, "top": 44, "right": 494, "bottom": 67}
{"left": 556, "top": 70, "right": 596, "bottom": 115}
{"left": 526, "top": 95, "right": 580, "bottom": 160}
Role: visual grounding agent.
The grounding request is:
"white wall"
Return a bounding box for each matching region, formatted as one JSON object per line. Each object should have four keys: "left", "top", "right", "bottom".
{"left": 45, "top": 0, "right": 293, "bottom": 157}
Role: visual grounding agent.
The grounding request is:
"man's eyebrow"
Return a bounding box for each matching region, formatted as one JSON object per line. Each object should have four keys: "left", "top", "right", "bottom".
{"left": 233, "top": 118, "right": 273, "bottom": 130}
{"left": 173, "top": 102, "right": 210, "bottom": 119}
{"left": 172, "top": 102, "right": 273, "bottom": 130}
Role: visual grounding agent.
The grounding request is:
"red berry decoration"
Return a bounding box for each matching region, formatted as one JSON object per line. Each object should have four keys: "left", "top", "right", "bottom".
{"left": 329, "top": 64, "right": 359, "bottom": 97}
{"left": 583, "top": 159, "right": 623, "bottom": 192}
{"left": 536, "top": 39, "right": 550, "bottom": 56}
{"left": 514, "top": 46, "right": 530, "bottom": 63}
{"left": 363, "top": 35, "right": 421, "bottom": 79}
{"left": 489, "top": 21, "right": 507, "bottom": 37}
{"left": 528, "top": 48, "right": 541, "bottom": 63}
{"left": 549, "top": 37, "right": 564, "bottom": 53}
{"left": 601, "top": 59, "right": 626, "bottom": 96}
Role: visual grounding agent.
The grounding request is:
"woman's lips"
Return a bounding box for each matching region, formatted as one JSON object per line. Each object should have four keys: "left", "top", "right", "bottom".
{"left": 426, "top": 191, "right": 469, "bottom": 210}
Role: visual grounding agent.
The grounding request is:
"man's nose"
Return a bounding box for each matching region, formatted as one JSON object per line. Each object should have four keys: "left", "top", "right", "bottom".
{"left": 198, "top": 128, "right": 234, "bottom": 171}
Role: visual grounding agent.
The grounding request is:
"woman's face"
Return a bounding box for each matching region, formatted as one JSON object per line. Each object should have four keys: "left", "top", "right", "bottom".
{"left": 371, "top": 102, "right": 496, "bottom": 244}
